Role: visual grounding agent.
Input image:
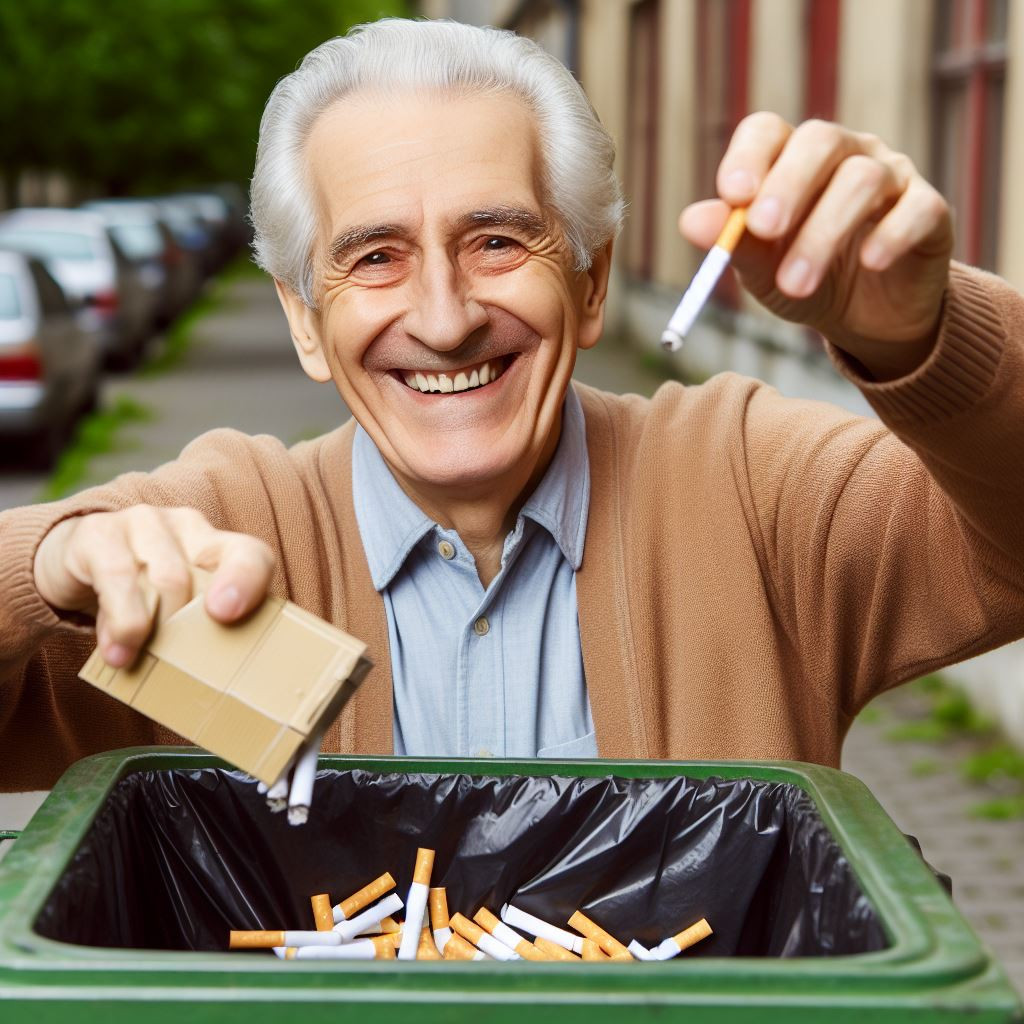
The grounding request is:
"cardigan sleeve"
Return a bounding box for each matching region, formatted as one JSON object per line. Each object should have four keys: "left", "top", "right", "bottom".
{"left": 741, "top": 263, "right": 1024, "bottom": 716}
{"left": 0, "top": 429, "right": 297, "bottom": 789}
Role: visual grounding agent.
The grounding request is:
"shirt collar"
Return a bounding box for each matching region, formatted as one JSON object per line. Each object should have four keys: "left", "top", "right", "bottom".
{"left": 351, "top": 383, "right": 590, "bottom": 590}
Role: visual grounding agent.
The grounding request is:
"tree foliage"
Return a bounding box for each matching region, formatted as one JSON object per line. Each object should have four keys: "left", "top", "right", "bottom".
{"left": 0, "top": 0, "right": 408, "bottom": 194}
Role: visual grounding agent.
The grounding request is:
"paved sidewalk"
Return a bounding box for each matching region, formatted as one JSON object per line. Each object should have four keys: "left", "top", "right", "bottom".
{"left": 1, "top": 273, "right": 1022, "bottom": 995}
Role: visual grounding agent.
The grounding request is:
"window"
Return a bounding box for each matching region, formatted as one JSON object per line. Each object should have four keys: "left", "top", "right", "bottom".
{"left": 931, "top": 0, "right": 1008, "bottom": 270}
{"left": 624, "top": 0, "right": 660, "bottom": 280}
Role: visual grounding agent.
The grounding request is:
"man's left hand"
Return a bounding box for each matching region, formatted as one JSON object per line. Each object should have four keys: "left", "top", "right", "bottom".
{"left": 679, "top": 113, "right": 954, "bottom": 380}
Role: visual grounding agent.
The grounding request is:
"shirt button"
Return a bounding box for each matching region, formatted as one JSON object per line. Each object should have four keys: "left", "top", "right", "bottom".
{"left": 473, "top": 616, "right": 490, "bottom": 636}
{"left": 438, "top": 540, "right": 456, "bottom": 560}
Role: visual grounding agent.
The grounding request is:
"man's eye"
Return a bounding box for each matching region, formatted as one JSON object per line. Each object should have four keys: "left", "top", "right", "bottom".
{"left": 359, "top": 251, "right": 391, "bottom": 266}
{"left": 483, "top": 236, "right": 516, "bottom": 251}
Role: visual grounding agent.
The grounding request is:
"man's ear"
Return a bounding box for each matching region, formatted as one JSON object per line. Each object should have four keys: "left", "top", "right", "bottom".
{"left": 274, "top": 279, "right": 332, "bottom": 382}
{"left": 577, "top": 239, "right": 613, "bottom": 351}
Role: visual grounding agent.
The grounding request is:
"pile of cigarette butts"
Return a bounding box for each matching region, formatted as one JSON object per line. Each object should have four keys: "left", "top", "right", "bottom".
{"left": 229, "top": 847, "right": 713, "bottom": 963}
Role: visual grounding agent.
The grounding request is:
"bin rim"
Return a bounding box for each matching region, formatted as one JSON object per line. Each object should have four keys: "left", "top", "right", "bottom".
{"left": 0, "top": 746, "right": 1019, "bottom": 1017}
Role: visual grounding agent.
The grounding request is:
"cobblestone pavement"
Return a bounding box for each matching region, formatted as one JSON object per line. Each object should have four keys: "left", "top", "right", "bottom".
{"left": 2, "top": 273, "right": 1023, "bottom": 997}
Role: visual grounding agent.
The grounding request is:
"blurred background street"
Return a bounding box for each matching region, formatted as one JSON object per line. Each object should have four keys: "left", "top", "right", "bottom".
{"left": 1, "top": 0, "right": 1023, "bottom": 1000}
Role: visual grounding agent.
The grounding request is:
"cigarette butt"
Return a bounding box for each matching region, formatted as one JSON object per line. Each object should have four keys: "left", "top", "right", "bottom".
{"left": 473, "top": 908, "right": 543, "bottom": 961}
{"left": 417, "top": 926, "right": 442, "bottom": 960}
{"left": 451, "top": 912, "right": 520, "bottom": 961}
{"left": 568, "top": 910, "right": 633, "bottom": 960}
{"left": 428, "top": 887, "right": 450, "bottom": 929}
{"left": 609, "top": 950, "right": 634, "bottom": 962}
{"left": 388, "top": 929, "right": 403, "bottom": 948}
{"left": 334, "top": 892, "right": 405, "bottom": 942}
{"left": 335, "top": 871, "right": 397, "bottom": 922}
{"left": 284, "top": 938, "right": 393, "bottom": 960}
{"left": 535, "top": 936, "right": 581, "bottom": 961}
{"left": 229, "top": 929, "right": 340, "bottom": 949}
{"left": 310, "top": 894, "right": 334, "bottom": 932}
{"left": 627, "top": 939, "right": 655, "bottom": 961}
{"left": 379, "top": 916, "right": 401, "bottom": 934}
{"left": 413, "top": 847, "right": 435, "bottom": 886}
{"left": 673, "top": 918, "right": 713, "bottom": 952}
{"left": 284, "top": 946, "right": 297, "bottom": 960}
{"left": 501, "top": 903, "right": 583, "bottom": 954}
{"left": 371, "top": 934, "right": 397, "bottom": 959}
{"left": 442, "top": 933, "right": 481, "bottom": 961}
{"left": 581, "top": 939, "right": 607, "bottom": 961}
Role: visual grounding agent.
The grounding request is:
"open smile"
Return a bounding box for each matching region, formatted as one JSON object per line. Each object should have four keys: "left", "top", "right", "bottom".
{"left": 396, "top": 355, "right": 514, "bottom": 395}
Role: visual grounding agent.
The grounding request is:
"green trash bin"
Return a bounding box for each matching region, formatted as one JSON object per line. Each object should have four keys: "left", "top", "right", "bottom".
{"left": 0, "top": 747, "right": 1020, "bottom": 1023}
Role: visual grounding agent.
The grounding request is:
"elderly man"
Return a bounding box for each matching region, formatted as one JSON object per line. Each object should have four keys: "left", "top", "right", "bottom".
{"left": 2, "top": 19, "right": 1023, "bottom": 788}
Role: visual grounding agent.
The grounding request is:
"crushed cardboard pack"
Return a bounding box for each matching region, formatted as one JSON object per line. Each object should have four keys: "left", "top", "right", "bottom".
{"left": 79, "top": 586, "right": 371, "bottom": 786}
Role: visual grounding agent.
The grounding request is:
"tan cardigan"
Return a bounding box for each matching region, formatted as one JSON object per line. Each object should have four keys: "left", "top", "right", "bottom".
{"left": 2, "top": 265, "right": 1023, "bottom": 790}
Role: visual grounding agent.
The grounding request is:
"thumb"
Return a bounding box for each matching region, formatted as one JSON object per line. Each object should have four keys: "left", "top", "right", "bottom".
{"left": 678, "top": 199, "right": 732, "bottom": 251}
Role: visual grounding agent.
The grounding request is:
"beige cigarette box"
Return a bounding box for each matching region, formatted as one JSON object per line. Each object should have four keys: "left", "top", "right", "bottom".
{"left": 79, "top": 592, "right": 371, "bottom": 786}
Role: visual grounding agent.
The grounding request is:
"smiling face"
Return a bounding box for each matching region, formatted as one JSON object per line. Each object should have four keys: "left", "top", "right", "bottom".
{"left": 276, "top": 89, "right": 609, "bottom": 510}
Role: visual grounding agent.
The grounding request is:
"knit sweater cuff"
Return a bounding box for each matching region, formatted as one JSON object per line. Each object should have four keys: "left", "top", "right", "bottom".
{"left": 826, "top": 263, "right": 1005, "bottom": 428}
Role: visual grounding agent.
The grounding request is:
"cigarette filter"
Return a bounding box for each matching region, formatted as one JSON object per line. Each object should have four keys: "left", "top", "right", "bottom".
{"left": 333, "top": 871, "right": 397, "bottom": 923}
{"left": 450, "top": 913, "right": 521, "bottom": 962}
{"left": 652, "top": 918, "right": 713, "bottom": 960}
{"left": 534, "top": 936, "right": 581, "bottom": 962}
{"left": 310, "top": 893, "right": 334, "bottom": 932}
{"left": 501, "top": 904, "right": 584, "bottom": 954}
{"left": 568, "top": 910, "right": 633, "bottom": 960}
{"left": 442, "top": 933, "right": 487, "bottom": 961}
{"left": 429, "top": 887, "right": 453, "bottom": 953}
{"left": 334, "top": 891, "right": 405, "bottom": 942}
{"left": 417, "top": 926, "right": 443, "bottom": 960}
{"left": 581, "top": 939, "right": 607, "bottom": 961}
{"left": 229, "top": 929, "right": 340, "bottom": 949}
{"left": 398, "top": 848, "right": 435, "bottom": 961}
{"left": 473, "top": 907, "right": 544, "bottom": 961}
{"left": 379, "top": 915, "right": 401, "bottom": 934}
{"left": 661, "top": 206, "right": 747, "bottom": 352}
{"left": 281, "top": 936, "right": 395, "bottom": 960}
{"left": 286, "top": 734, "right": 321, "bottom": 826}
{"left": 627, "top": 939, "right": 656, "bottom": 961}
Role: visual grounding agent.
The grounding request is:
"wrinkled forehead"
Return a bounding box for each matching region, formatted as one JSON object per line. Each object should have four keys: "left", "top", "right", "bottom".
{"left": 304, "top": 88, "right": 549, "bottom": 246}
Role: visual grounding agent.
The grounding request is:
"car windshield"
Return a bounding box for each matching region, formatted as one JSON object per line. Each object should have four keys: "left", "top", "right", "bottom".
{"left": 111, "top": 223, "right": 163, "bottom": 260}
{"left": 0, "top": 227, "right": 100, "bottom": 261}
{"left": 0, "top": 274, "right": 21, "bottom": 318}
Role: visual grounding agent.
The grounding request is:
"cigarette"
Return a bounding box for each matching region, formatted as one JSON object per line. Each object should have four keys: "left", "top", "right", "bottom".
{"left": 266, "top": 773, "right": 289, "bottom": 812}
{"left": 256, "top": 781, "right": 269, "bottom": 795}
{"left": 417, "top": 926, "right": 443, "bottom": 960}
{"left": 279, "top": 935, "right": 396, "bottom": 960}
{"left": 450, "top": 912, "right": 521, "bottom": 962}
{"left": 398, "top": 848, "right": 435, "bottom": 961}
{"left": 567, "top": 910, "right": 633, "bottom": 960}
{"left": 333, "top": 872, "right": 397, "bottom": 923}
{"left": 581, "top": 939, "right": 607, "bottom": 961}
{"left": 473, "top": 907, "right": 544, "bottom": 961}
{"left": 651, "top": 918, "right": 713, "bottom": 960}
{"left": 429, "top": 887, "right": 453, "bottom": 953}
{"left": 442, "top": 933, "right": 488, "bottom": 961}
{"left": 661, "top": 206, "right": 747, "bottom": 351}
{"left": 627, "top": 939, "right": 656, "bottom": 961}
{"left": 534, "top": 936, "right": 581, "bottom": 961}
{"left": 501, "top": 904, "right": 584, "bottom": 954}
{"left": 379, "top": 915, "right": 401, "bottom": 934}
{"left": 334, "top": 891, "right": 405, "bottom": 942}
{"left": 310, "top": 893, "right": 334, "bottom": 932}
{"left": 286, "top": 734, "right": 322, "bottom": 826}
{"left": 229, "top": 929, "right": 340, "bottom": 949}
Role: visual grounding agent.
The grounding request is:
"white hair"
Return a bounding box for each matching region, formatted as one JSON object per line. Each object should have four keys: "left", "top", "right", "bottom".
{"left": 250, "top": 18, "right": 624, "bottom": 308}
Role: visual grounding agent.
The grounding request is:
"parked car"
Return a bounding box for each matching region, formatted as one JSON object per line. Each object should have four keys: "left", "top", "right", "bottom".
{"left": 0, "top": 208, "right": 154, "bottom": 369}
{"left": 151, "top": 197, "right": 217, "bottom": 278}
{"left": 81, "top": 198, "right": 199, "bottom": 324}
{"left": 0, "top": 249, "right": 102, "bottom": 468}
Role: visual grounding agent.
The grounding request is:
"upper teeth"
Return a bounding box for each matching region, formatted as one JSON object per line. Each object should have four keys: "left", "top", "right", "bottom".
{"left": 403, "top": 358, "right": 503, "bottom": 394}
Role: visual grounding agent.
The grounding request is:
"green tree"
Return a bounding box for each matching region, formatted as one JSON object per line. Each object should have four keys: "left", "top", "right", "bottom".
{"left": 0, "top": 0, "right": 408, "bottom": 197}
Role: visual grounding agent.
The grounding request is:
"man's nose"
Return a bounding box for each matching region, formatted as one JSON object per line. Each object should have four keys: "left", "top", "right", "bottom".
{"left": 402, "top": 256, "right": 488, "bottom": 351}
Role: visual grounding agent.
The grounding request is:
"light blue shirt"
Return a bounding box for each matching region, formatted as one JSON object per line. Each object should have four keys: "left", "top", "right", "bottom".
{"left": 351, "top": 385, "right": 597, "bottom": 759}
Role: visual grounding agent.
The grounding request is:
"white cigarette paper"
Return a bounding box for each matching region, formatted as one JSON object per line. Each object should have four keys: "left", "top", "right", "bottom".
{"left": 334, "top": 892, "right": 404, "bottom": 942}
{"left": 286, "top": 733, "right": 322, "bottom": 826}
{"left": 398, "top": 848, "right": 434, "bottom": 961}
{"left": 433, "top": 925, "right": 453, "bottom": 953}
{"left": 627, "top": 939, "right": 655, "bottom": 961}
{"left": 282, "top": 939, "right": 384, "bottom": 960}
{"left": 265, "top": 773, "right": 289, "bottom": 812}
{"left": 651, "top": 919, "right": 714, "bottom": 960}
{"left": 501, "top": 903, "right": 584, "bottom": 954}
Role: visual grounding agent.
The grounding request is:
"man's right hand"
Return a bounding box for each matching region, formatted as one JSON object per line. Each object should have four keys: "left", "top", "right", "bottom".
{"left": 33, "top": 506, "right": 276, "bottom": 668}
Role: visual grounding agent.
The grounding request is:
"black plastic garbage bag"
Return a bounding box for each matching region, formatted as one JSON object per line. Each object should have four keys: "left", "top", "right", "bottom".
{"left": 34, "top": 768, "right": 886, "bottom": 957}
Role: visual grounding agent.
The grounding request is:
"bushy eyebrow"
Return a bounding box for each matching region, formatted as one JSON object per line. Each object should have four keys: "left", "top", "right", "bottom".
{"left": 326, "top": 206, "right": 547, "bottom": 267}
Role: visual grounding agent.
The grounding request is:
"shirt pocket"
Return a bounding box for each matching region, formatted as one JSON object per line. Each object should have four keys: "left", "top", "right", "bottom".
{"left": 536, "top": 730, "right": 598, "bottom": 760}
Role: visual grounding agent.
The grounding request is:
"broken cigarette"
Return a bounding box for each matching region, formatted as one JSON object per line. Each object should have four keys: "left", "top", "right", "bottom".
{"left": 568, "top": 910, "right": 634, "bottom": 960}
{"left": 442, "top": 933, "right": 488, "bottom": 961}
{"left": 534, "top": 936, "right": 581, "bottom": 961}
{"left": 310, "top": 893, "right": 334, "bottom": 932}
{"left": 333, "top": 872, "right": 397, "bottom": 923}
{"left": 230, "top": 929, "right": 340, "bottom": 949}
{"left": 450, "top": 912, "right": 521, "bottom": 962}
{"left": 627, "top": 939, "right": 656, "bottom": 961}
{"left": 473, "top": 907, "right": 544, "bottom": 961}
{"left": 277, "top": 935, "right": 396, "bottom": 960}
{"left": 501, "top": 904, "right": 584, "bottom": 954}
{"left": 429, "top": 887, "right": 453, "bottom": 953}
{"left": 334, "top": 891, "right": 405, "bottom": 942}
{"left": 661, "top": 206, "right": 747, "bottom": 352}
{"left": 398, "top": 848, "right": 435, "bottom": 961}
{"left": 286, "top": 733, "right": 322, "bottom": 826}
{"left": 651, "top": 918, "right": 714, "bottom": 960}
